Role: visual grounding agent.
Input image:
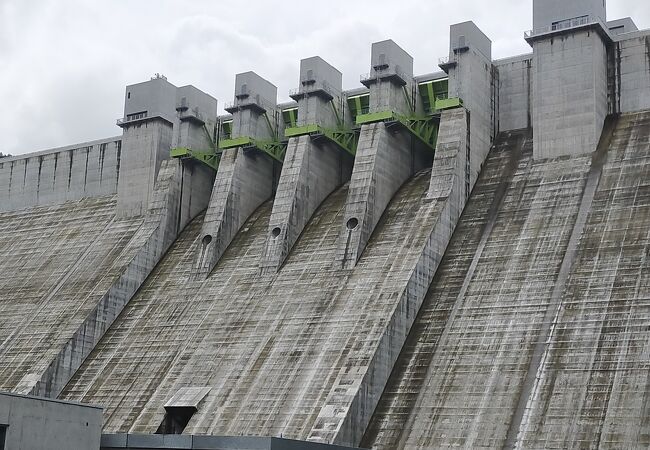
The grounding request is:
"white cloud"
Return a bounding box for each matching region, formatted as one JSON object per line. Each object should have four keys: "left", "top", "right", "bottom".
{"left": 1, "top": 0, "right": 648, "bottom": 155}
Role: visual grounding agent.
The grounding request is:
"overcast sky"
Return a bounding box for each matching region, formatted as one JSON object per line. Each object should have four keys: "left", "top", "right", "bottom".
{"left": 1, "top": 0, "right": 648, "bottom": 156}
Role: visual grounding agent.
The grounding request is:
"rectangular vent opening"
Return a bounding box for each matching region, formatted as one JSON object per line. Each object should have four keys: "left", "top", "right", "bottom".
{"left": 156, "top": 406, "right": 195, "bottom": 434}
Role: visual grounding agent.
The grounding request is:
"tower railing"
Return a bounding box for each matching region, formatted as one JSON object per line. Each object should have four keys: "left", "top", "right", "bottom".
{"left": 524, "top": 15, "right": 610, "bottom": 39}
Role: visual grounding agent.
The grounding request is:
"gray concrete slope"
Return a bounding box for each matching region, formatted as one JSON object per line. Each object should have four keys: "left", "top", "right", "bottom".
{"left": 362, "top": 112, "right": 650, "bottom": 449}
{"left": 512, "top": 111, "right": 650, "bottom": 449}
{"left": 60, "top": 166, "right": 442, "bottom": 442}
{"left": 0, "top": 196, "right": 143, "bottom": 392}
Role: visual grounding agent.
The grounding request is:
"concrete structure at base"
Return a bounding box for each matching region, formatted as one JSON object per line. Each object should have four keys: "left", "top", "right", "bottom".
{"left": 0, "top": 391, "right": 102, "bottom": 450}
{"left": 193, "top": 72, "right": 280, "bottom": 279}
{"left": 101, "top": 434, "right": 359, "bottom": 450}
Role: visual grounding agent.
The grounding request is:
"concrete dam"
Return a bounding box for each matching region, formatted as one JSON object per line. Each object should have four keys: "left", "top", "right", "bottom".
{"left": 1, "top": 1, "right": 650, "bottom": 449}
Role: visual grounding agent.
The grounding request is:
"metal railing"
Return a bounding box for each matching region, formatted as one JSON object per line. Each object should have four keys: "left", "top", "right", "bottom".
{"left": 224, "top": 94, "right": 276, "bottom": 113}
{"left": 289, "top": 81, "right": 337, "bottom": 98}
{"left": 524, "top": 15, "right": 608, "bottom": 39}
{"left": 360, "top": 67, "right": 411, "bottom": 84}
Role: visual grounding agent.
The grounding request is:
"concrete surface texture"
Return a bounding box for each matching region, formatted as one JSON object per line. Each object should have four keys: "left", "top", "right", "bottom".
{"left": 0, "top": 155, "right": 208, "bottom": 399}
{"left": 116, "top": 119, "right": 174, "bottom": 218}
{"left": 446, "top": 21, "right": 495, "bottom": 188}
{"left": 260, "top": 135, "right": 352, "bottom": 274}
{"left": 366, "top": 40, "right": 414, "bottom": 116}
{"left": 362, "top": 111, "right": 650, "bottom": 449}
{"left": 4, "top": 1, "right": 650, "bottom": 448}
{"left": 0, "top": 137, "right": 122, "bottom": 212}
{"left": 496, "top": 54, "right": 533, "bottom": 132}
{"left": 613, "top": 31, "right": 650, "bottom": 114}
{"left": 58, "top": 108, "right": 471, "bottom": 449}
{"left": 0, "top": 391, "right": 102, "bottom": 450}
{"left": 532, "top": 29, "right": 608, "bottom": 159}
{"left": 193, "top": 72, "right": 279, "bottom": 279}
{"left": 261, "top": 57, "right": 353, "bottom": 274}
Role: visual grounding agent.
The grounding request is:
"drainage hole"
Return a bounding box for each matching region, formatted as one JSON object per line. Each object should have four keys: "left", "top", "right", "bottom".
{"left": 346, "top": 217, "right": 359, "bottom": 230}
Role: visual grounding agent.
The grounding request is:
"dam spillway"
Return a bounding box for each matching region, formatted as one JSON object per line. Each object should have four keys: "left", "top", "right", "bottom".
{"left": 1, "top": 1, "right": 650, "bottom": 449}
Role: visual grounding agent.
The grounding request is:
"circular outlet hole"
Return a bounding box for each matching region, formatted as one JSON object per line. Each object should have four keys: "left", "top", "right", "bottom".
{"left": 346, "top": 217, "right": 359, "bottom": 230}
{"left": 202, "top": 235, "right": 213, "bottom": 246}
{"left": 271, "top": 227, "right": 282, "bottom": 238}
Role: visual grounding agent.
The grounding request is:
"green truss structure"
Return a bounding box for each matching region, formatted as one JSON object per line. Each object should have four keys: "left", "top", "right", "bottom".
{"left": 356, "top": 110, "right": 440, "bottom": 153}
{"left": 170, "top": 147, "right": 221, "bottom": 171}
{"left": 219, "top": 136, "right": 287, "bottom": 163}
{"left": 354, "top": 97, "right": 463, "bottom": 153}
{"left": 284, "top": 124, "right": 358, "bottom": 157}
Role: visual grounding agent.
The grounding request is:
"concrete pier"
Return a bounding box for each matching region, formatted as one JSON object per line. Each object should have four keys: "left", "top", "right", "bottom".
{"left": 116, "top": 77, "right": 218, "bottom": 218}
{"left": 308, "top": 108, "right": 469, "bottom": 447}
{"left": 261, "top": 57, "right": 353, "bottom": 274}
{"left": 193, "top": 72, "right": 280, "bottom": 279}
{"left": 528, "top": 1, "right": 609, "bottom": 158}
{"left": 442, "top": 21, "right": 495, "bottom": 188}
{"left": 336, "top": 40, "right": 431, "bottom": 269}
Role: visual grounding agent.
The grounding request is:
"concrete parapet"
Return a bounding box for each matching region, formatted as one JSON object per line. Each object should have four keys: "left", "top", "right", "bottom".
{"left": 308, "top": 108, "right": 470, "bottom": 446}
{"left": 336, "top": 122, "right": 430, "bottom": 269}
{"left": 260, "top": 136, "right": 353, "bottom": 273}
{"left": 0, "top": 137, "right": 122, "bottom": 213}
{"left": 193, "top": 148, "right": 276, "bottom": 279}
{"left": 22, "top": 158, "right": 206, "bottom": 398}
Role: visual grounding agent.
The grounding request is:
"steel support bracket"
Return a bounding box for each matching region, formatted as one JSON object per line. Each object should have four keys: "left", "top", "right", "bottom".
{"left": 285, "top": 124, "right": 358, "bottom": 157}
{"left": 219, "top": 136, "right": 286, "bottom": 163}
{"left": 356, "top": 111, "right": 440, "bottom": 153}
{"left": 170, "top": 147, "right": 221, "bottom": 171}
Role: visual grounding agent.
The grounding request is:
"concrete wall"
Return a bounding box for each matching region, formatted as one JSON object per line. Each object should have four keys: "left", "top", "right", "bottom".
{"left": 124, "top": 77, "right": 178, "bottom": 124}
{"left": 447, "top": 22, "right": 494, "bottom": 187}
{"left": 24, "top": 158, "right": 211, "bottom": 399}
{"left": 309, "top": 108, "right": 470, "bottom": 446}
{"left": 0, "top": 391, "right": 102, "bottom": 450}
{"left": 614, "top": 31, "right": 650, "bottom": 113}
{"left": 0, "top": 137, "right": 122, "bottom": 212}
{"left": 102, "top": 434, "right": 360, "bottom": 450}
{"left": 367, "top": 40, "right": 414, "bottom": 116}
{"left": 261, "top": 137, "right": 353, "bottom": 273}
{"left": 450, "top": 21, "right": 492, "bottom": 60}
{"left": 335, "top": 123, "right": 430, "bottom": 269}
{"left": 193, "top": 148, "right": 276, "bottom": 279}
{"left": 496, "top": 54, "right": 533, "bottom": 131}
{"left": 117, "top": 120, "right": 174, "bottom": 218}
{"left": 607, "top": 17, "right": 638, "bottom": 35}
{"left": 532, "top": 29, "right": 608, "bottom": 158}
